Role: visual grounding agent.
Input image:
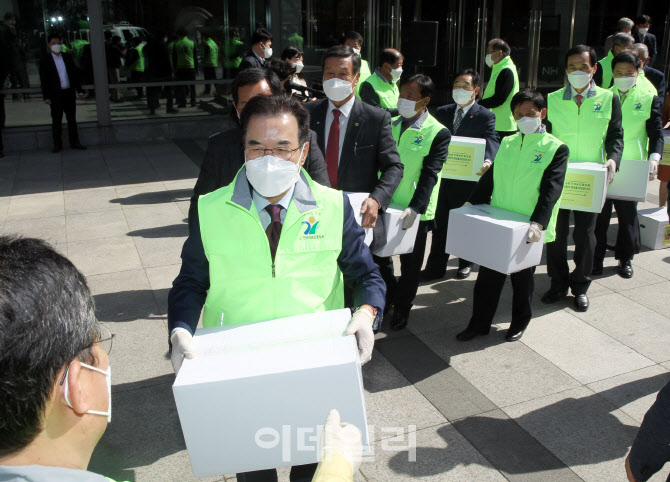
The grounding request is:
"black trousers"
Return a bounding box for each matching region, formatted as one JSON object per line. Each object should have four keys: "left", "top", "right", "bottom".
{"left": 176, "top": 68, "right": 196, "bottom": 105}
{"left": 467, "top": 266, "right": 535, "bottom": 333}
{"left": 373, "top": 254, "right": 396, "bottom": 310}
{"left": 594, "top": 199, "right": 640, "bottom": 263}
{"left": 146, "top": 75, "right": 174, "bottom": 112}
{"left": 203, "top": 66, "right": 217, "bottom": 93}
{"left": 130, "top": 70, "right": 144, "bottom": 97}
{"left": 49, "top": 88, "right": 80, "bottom": 148}
{"left": 546, "top": 209, "right": 597, "bottom": 295}
{"left": 425, "top": 179, "right": 477, "bottom": 275}
{"left": 237, "top": 462, "right": 317, "bottom": 482}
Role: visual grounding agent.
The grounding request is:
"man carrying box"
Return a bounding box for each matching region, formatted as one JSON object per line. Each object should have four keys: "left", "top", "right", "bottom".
{"left": 168, "top": 95, "right": 385, "bottom": 482}
{"left": 457, "top": 89, "right": 568, "bottom": 342}
{"left": 543, "top": 44, "right": 623, "bottom": 312}
{"left": 382, "top": 74, "right": 451, "bottom": 331}
{"left": 594, "top": 51, "right": 664, "bottom": 279}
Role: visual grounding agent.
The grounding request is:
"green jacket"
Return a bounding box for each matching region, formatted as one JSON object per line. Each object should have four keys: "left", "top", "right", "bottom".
{"left": 597, "top": 50, "right": 614, "bottom": 89}
{"left": 482, "top": 55, "right": 519, "bottom": 132}
{"left": 175, "top": 36, "right": 195, "bottom": 69}
{"left": 361, "top": 71, "right": 399, "bottom": 109}
{"left": 203, "top": 38, "right": 218, "bottom": 67}
{"left": 610, "top": 84, "right": 654, "bottom": 160}
{"left": 355, "top": 59, "right": 372, "bottom": 97}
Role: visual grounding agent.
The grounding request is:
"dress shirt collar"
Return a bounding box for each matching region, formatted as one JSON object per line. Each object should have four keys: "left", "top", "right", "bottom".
{"left": 392, "top": 109, "right": 429, "bottom": 130}
{"left": 252, "top": 49, "right": 265, "bottom": 64}
{"left": 566, "top": 81, "right": 597, "bottom": 100}
{"left": 327, "top": 94, "right": 355, "bottom": 118}
{"left": 456, "top": 100, "right": 476, "bottom": 116}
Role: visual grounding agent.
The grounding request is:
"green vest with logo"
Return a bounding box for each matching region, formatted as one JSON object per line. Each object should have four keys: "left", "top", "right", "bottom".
{"left": 597, "top": 50, "right": 614, "bottom": 88}
{"left": 482, "top": 55, "right": 519, "bottom": 132}
{"left": 362, "top": 72, "right": 399, "bottom": 109}
{"left": 355, "top": 59, "right": 372, "bottom": 97}
{"left": 546, "top": 85, "right": 613, "bottom": 163}
{"left": 203, "top": 38, "right": 218, "bottom": 67}
{"left": 198, "top": 171, "right": 345, "bottom": 327}
{"left": 636, "top": 71, "right": 658, "bottom": 96}
{"left": 390, "top": 113, "right": 447, "bottom": 221}
{"left": 175, "top": 36, "right": 195, "bottom": 69}
{"left": 492, "top": 132, "right": 565, "bottom": 243}
{"left": 132, "top": 44, "right": 145, "bottom": 72}
{"left": 610, "top": 84, "right": 653, "bottom": 160}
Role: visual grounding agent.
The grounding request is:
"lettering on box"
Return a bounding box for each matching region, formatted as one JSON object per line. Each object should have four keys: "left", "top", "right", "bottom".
{"left": 442, "top": 145, "right": 476, "bottom": 177}
{"left": 561, "top": 173, "right": 595, "bottom": 208}
{"left": 664, "top": 224, "right": 670, "bottom": 247}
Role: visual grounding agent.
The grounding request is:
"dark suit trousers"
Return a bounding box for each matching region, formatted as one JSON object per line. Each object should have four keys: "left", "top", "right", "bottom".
{"left": 387, "top": 221, "right": 430, "bottom": 314}
{"left": 426, "top": 179, "right": 477, "bottom": 274}
{"left": 176, "top": 68, "right": 196, "bottom": 105}
{"left": 373, "top": 254, "right": 396, "bottom": 309}
{"left": 237, "top": 462, "right": 317, "bottom": 482}
{"left": 594, "top": 199, "right": 639, "bottom": 263}
{"left": 468, "top": 266, "right": 535, "bottom": 333}
{"left": 203, "top": 66, "right": 217, "bottom": 94}
{"left": 546, "top": 209, "right": 597, "bottom": 295}
{"left": 49, "top": 88, "right": 79, "bottom": 147}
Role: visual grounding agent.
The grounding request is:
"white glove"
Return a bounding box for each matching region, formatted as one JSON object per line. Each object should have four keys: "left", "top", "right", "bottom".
{"left": 399, "top": 207, "right": 419, "bottom": 230}
{"left": 526, "top": 222, "right": 543, "bottom": 243}
{"left": 344, "top": 307, "right": 375, "bottom": 364}
{"left": 476, "top": 160, "right": 492, "bottom": 176}
{"left": 605, "top": 159, "right": 617, "bottom": 186}
{"left": 320, "top": 409, "right": 363, "bottom": 474}
{"left": 170, "top": 330, "right": 196, "bottom": 375}
{"left": 649, "top": 160, "right": 659, "bottom": 181}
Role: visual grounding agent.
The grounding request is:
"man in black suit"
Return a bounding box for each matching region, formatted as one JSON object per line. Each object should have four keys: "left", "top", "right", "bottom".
{"left": 305, "top": 45, "right": 403, "bottom": 309}
{"left": 39, "top": 32, "right": 86, "bottom": 153}
{"left": 422, "top": 69, "right": 500, "bottom": 281}
{"left": 628, "top": 43, "right": 666, "bottom": 100}
{"left": 634, "top": 14, "right": 657, "bottom": 67}
{"left": 188, "top": 68, "right": 329, "bottom": 226}
{"left": 239, "top": 28, "right": 272, "bottom": 71}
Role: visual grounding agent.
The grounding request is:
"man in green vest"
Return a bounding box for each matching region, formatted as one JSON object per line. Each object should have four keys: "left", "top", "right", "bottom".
{"left": 201, "top": 32, "right": 218, "bottom": 95}
{"left": 174, "top": 28, "right": 197, "bottom": 108}
{"left": 543, "top": 44, "right": 623, "bottom": 312}
{"left": 594, "top": 51, "right": 664, "bottom": 279}
{"left": 342, "top": 31, "right": 371, "bottom": 97}
{"left": 457, "top": 89, "right": 569, "bottom": 343}
{"left": 127, "top": 36, "right": 145, "bottom": 99}
{"left": 383, "top": 74, "right": 451, "bottom": 331}
{"left": 223, "top": 28, "right": 243, "bottom": 78}
{"left": 359, "top": 48, "right": 402, "bottom": 116}
{"left": 480, "top": 38, "right": 519, "bottom": 139}
{"left": 627, "top": 43, "right": 659, "bottom": 96}
{"left": 594, "top": 32, "right": 634, "bottom": 89}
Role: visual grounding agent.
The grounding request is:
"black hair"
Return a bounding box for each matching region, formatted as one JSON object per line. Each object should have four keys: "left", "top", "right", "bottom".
{"left": 47, "top": 32, "right": 62, "bottom": 43}
{"left": 380, "top": 48, "right": 402, "bottom": 67}
{"left": 454, "top": 68, "right": 480, "bottom": 88}
{"left": 265, "top": 58, "right": 296, "bottom": 82}
{"left": 0, "top": 236, "right": 98, "bottom": 456}
{"left": 612, "top": 51, "right": 640, "bottom": 70}
{"left": 510, "top": 88, "right": 546, "bottom": 113}
{"left": 321, "top": 45, "right": 361, "bottom": 75}
{"left": 281, "top": 46, "right": 303, "bottom": 61}
{"left": 401, "top": 74, "right": 434, "bottom": 98}
{"left": 635, "top": 15, "right": 651, "bottom": 26}
{"left": 176, "top": 28, "right": 187, "bottom": 37}
{"left": 488, "top": 38, "right": 511, "bottom": 57}
{"left": 231, "top": 68, "right": 281, "bottom": 104}
{"left": 251, "top": 27, "right": 272, "bottom": 45}
{"left": 240, "top": 95, "right": 310, "bottom": 145}
{"left": 564, "top": 44, "right": 597, "bottom": 68}
{"left": 342, "top": 31, "right": 363, "bottom": 47}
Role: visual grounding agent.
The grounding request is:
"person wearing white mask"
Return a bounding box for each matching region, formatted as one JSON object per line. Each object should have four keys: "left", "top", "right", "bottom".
{"left": 593, "top": 51, "right": 664, "bottom": 280}
{"left": 480, "top": 38, "right": 519, "bottom": 139}
{"left": 543, "top": 44, "right": 623, "bottom": 313}
{"left": 281, "top": 46, "right": 308, "bottom": 90}
{"left": 239, "top": 27, "right": 273, "bottom": 70}
{"left": 594, "top": 32, "right": 634, "bottom": 89}
{"left": 634, "top": 14, "right": 657, "bottom": 67}
{"left": 342, "top": 31, "right": 371, "bottom": 97}
{"left": 457, "top": 89, "right": 568, "bottom": 343}
{"left": 359, "top": 48, "right": 403, "bottom": 116}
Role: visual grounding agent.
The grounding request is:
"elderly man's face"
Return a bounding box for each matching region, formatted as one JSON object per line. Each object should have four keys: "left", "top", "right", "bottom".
{"left": 244, "top": 113, "right": 308, "bottom": 168}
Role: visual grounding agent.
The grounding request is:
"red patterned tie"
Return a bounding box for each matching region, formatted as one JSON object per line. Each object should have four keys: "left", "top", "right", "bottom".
{"left": 575, "top": 94, "right": 583, "bottom": 108}
{"left": 325, "top": 109, "right": 341, "bottom": 188}
{"left": 265, "top": 204, "right": 283, "bottom": 261}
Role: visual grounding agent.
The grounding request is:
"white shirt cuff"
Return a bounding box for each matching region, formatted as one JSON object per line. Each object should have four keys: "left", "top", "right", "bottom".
{"left": 649, "top": 153, "right": 661, "bottom": 162}
{"left": 171, "top": 327, "right": 192, "bottom": 337}
{"left": 483, "top": 159, "right": 492, "bottom": 165}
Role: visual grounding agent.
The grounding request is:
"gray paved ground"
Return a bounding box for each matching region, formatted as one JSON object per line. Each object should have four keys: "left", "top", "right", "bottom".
{"left": 1, "top": 141, "right": 669, "bottom": 481}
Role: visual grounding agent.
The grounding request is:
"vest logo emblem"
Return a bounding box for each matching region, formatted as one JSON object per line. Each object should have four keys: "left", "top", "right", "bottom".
{"left": 593, "top": 103, "right": 602, "bottom": 112}
{"left": 301, "top": 216, "right": 320, "bottom": 235}
{"left": 532, "top": 153, "right": 543, "bottom": 163}
{"left": 413, "top": 135, "right": 423, "bottom": 145}
{"left": 634, "top": 102, "right": 643, "bottom": 110}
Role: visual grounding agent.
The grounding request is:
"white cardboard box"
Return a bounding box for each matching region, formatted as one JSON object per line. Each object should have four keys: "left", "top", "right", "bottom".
{"left": 345, "top": 192, "right": 373, "bottom": 246}
{"left": 445, "top": 204, "right": 545, "bottom": 274}
{"left": 372, "top": 203, "right": 421, "bottom": 257}
{"left": 560, "top": 162, "right": 608, "bottom": 213}
{"left": 441, "top": 135, "right": 487, "bottom": 181}
{"left": 606, "top": 159, "right": 649, "bottom": 202}
{"left": 638, "top": 207, "right": 670, "bottom": 250}
{"left": 172, "top": 309, "right": 370, "bottom": 477}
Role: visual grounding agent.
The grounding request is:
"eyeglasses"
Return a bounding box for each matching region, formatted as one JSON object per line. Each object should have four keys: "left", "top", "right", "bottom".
{"left": 245, "top": 145, "right": 303, "bottom": 161}
{"left": 58, "top": 323, "right": 114, "bottom": 386}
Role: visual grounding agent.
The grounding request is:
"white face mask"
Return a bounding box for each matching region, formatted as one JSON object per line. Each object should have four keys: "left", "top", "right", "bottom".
{"left": 390, "top": 67, "right": 403, "bottom": 82}
{"left": 263, "top": 44, "right": 273, "bottom": 59}
{"left": 614, "top": 75, "right": 637, "bottom": 92}
{"left": 485, "top": 53, "right": 494, "bottom": 68}
{"left": 64, "top": 361, "right": 112, "bottom": 423}
{"left": 452, "top": 88, "right": 474, "bottom": 105}
{"left": 245, "top": 147, "right": 304, "bottom": 198}
{"left": 352, "top": 48, "right": 361, "bottom": 55}
{"left": 323, "top": 78, "right": 353, "bottom": 102}
{"left": 567, "top": 70, "right": 592, "bottom": 90}
{"left": 516, "top": 116, "right": 542, "bottom": 135}
{"left": 638, "top": 28, "right": 649, "bottom": 36}
{"left": 397, "top": 98, "right": 423, "bottom": 119}
{"left": 50, "top": 44, "right": 62, "bottom": 54}
{"left": 293, "top": 61, "right": 304, "bottom": 74}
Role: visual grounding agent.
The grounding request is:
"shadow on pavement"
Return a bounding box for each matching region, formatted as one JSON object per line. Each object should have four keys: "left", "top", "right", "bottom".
{"left": 111, "top": 189, "right": 193, "bottom": 206}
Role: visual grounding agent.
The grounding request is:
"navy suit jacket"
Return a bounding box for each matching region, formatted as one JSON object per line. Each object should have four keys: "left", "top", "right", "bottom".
{"left": 645, "top": 66, "right": 666, "bottom": 101}
{"left": 434, "top": 102, "right": 500, "bottom": 162}
{"left": 239, "top": 51, "right": 264, "bottom": 71}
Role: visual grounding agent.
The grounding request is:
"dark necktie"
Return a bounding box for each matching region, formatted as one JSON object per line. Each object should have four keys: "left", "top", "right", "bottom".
{"left": 325, "top": 109, "right": 341, "bottom": 188}
{"left": 401, "top": 120, "right": 411, "bottom": 135}
{"left": 575, "top": 94, "right": 583, "bottom": 108}
{"left": 265, "top": 204, "right": 283, "bottom": 261}
{"left": 454, "top": 108, "right": 464, "bottom": 134}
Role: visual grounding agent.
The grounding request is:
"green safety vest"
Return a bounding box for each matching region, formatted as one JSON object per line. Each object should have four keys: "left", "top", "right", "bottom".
{"left": 610, "top": 84, "right": 654, "bottom": 160}
{"left": 132, "top": 44, "right": 144, "bottom": 72}
{"left": 597, "top": 50, "right": 614, "bottom": 89}
{"left": 71, "top": 39, "right": 89, "bottom": 69}
{"left": 636, "top": 71, "right": 658, "bottom": 96}
{"left": 361, "top": 72, "right": 399, "bottom": 109}
{"left": 546, "top": 85, "right": 614, "bottom": 163}
{"left": 355, "top": 59, "right": 372, "bottom": 97}
{"left": 198, "top": 171, "right": 345, "bottom": 327}
{"left": 203, "top": 38, "right": 218, "bottom": 67}
{"left": 492, "top": 132, "right": 565, "bottom": 243}
{"left": 390, "top": 113, "right": 446, "bottom": 221}
{"left": 482, "top": 55, "right": 519, "bottom": 132}
{"left": 175, "top": 36, "right": 195, "bottom": 69}
{"left": 223, "top": 38, "right": 242, "bottom": 68}
{"left": 168, "top": 41, "right": 176, "bottom": 71}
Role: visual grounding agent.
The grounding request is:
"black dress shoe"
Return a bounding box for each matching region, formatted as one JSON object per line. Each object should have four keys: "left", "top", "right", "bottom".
{"left": 541, "top": 288, "right": 568, "bottom": 304}
{"left": 456, "top": 266, "right": 472, "bottom": 279}
{"left": 390, "top": 310, "right": 409, "bottom": 331}
{"left": 52, "top": 145, "right": 62, "bottom": 153}
{"left": 71, "top": 144, "right": 87, "bottom": 150}
{"left": 592, "top": 263, "right": 604, "bottom": 276}
{"left": 573, "top": 294, "right": 589, "bottom": 312}
{"left": 505, "top": 328, "right": 526, "bottom": 342}
{"left": 420, "top": 269, "right": 446, "bottom": 282}
{"left": 456, "top": 327, "right": 490, "bottom": 341}
{"left": 618, "top": 260, "right": 633, "bottom": 279}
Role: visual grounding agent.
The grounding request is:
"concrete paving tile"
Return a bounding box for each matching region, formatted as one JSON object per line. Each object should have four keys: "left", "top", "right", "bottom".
{"left": 502, "top": 386, "right": 640, "bottom": 482}
{"left": 407, "top": 289, "right": 472, "bottom": 334}
{"left": 123, "top": 202, "right": 185, "bottom": 230}
{"left": 519, "top": 309, "right": 655, "bottom": 384}
{"left": 66, "top": 209, "right": 129, "bottom": 242}
{"left": 594, "top": 262, "right": 666, "bottom": 292}
{"left": 359, "top": 422, "right": 507, "bottom": 481}
{"left": 88, "top": 269, "right": 160, "bottom": 322}
{"left": 176, "top": 200, "right": 191, "bottom": 218}
{"left": 133, "top": 234, "right": 188, "bottom": 269}
{"left": 10, "top": 179, "right": 64, "bottom": 196}
{"left": 628, "top": 248, "right": 670, "bottom": 280}
{"left": 570, "top": 293, "right": 670, "bottom": 363}
{"left": 67, "top": 235, "right": 142, "bottom": 276}
{"left": 7, "top": 191, "right": 64, "bottom": 220}
{"left": 621, "top": 281, "right": 670, "bottom": 318}
{"left": 1, "top": 215, "right": 66, "bottom": 244}
{"left": 587, "top": 365, "right": 670, "bottom": 424}
{"left": 114, "top": 182, "right": 174, "bottom": 209}
{"left": 145, "top": 264, "right": 181, "bottom": 315}
{"left": 64, "top": 186, "right": 120, "bottom": 214}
